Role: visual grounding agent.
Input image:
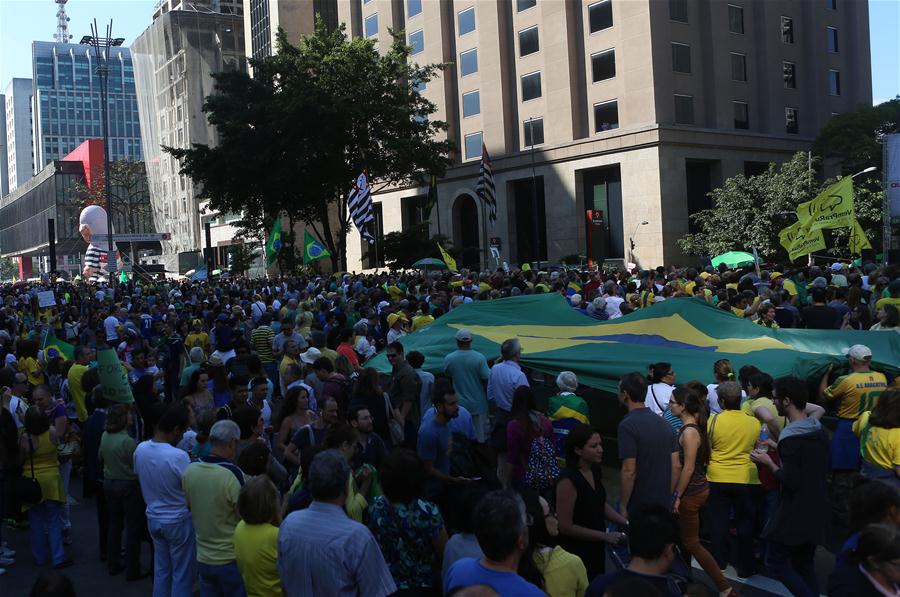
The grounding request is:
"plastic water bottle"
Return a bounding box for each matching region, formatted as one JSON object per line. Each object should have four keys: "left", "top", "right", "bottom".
{"left": 757, "top": 425, "right": 769, "bottom": 450}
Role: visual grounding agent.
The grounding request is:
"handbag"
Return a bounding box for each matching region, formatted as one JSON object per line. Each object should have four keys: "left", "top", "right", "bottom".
{"left": 15, "top": 435, "right": 43, "bottom": 505}
{"left": 383, "top": 392, "right": 405, "bottom": 445}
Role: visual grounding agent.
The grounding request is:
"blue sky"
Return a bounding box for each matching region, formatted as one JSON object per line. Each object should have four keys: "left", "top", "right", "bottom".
{"left": 1, "top": 0, "right": 898, "bottom": 102}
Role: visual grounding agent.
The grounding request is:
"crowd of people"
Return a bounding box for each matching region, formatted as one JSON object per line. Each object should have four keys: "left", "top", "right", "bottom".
{"left": 0, "top": 257, "right": 899, "bottom": 597}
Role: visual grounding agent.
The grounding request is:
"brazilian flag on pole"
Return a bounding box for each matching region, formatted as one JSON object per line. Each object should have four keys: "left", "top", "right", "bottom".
{"left": 265, "top": 215, "right": 282, "bottom": 267}
{"left": 41, "top": 329, "right": 75, "bottom": 361}
{"left": 304, "top": 230, "right": 331, "bottom": 263}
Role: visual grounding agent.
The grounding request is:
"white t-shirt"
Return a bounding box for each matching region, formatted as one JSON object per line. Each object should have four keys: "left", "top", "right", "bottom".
{"left": 604, "top": 296, "right": 624, "bottom": 319}
{"left": 103, "top": 315, "right": 120, "bottom": 341}
{"left": 133, "top": 439, "right": 191, "bottom": 523}
{"left": 646, "top": 383, "right": 674, "bottom": 415}
{"left": 9, "top": 395, "right": 27, "bottom": 428}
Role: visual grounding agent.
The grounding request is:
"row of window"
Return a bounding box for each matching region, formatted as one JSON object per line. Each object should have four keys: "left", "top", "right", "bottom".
{"left": 670, "top": 0, "right": 838, "bottom": 29}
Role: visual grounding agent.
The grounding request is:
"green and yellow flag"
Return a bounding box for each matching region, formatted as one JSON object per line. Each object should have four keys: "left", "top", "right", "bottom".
{"left": 366, "top": 294, "right": 900, "bottom": 393}
{"left": 40, "top": 330, "right": 75, "bottom": 361}
{"left": 303, "top": 230, "right": 331, "bottom": 264}
{"left": 796, "top": 177, "right": 855, "bottom": 231}
{"left": 265, "top": 215, "right": 282, "bottom": 267}
{"left": 778, "top": 220, "right": 826, "bottom": 262}
{"left": 438, "top": 242, "right": 457, "bottom": 272}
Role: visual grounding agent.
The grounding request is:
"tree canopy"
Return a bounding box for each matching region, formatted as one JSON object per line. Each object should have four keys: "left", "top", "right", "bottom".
{"left": 812, "top": 97, "right": 899, "bottom": 175}
{"left": 166, "top": 19, "right": 453, "bottom": 270}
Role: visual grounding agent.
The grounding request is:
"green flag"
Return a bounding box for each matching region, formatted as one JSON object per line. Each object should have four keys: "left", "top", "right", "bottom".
{"left": 40, "top": 329, "right": 75, "bottom": 361}
{"left": 265, "top": 215, "right": 282, "bottom": 267}
{"left": 304, "top": 230, "right": 331, "bottom": 263}
{"left": 366, "top": 294, "right": 900, "bottom": 393}
{"left": 97, "top": 348, "right": 134, "bottom": 404}
{"left": 423, "top": 175, "right": 437, "bottom": 221}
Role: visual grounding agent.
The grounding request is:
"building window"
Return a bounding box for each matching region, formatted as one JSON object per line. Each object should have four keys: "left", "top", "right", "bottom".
{"left": 781, "top": 16, "right": 794, "bottom": 44}
{"left": 458, "top": 7, "right": 476, "bottom": 36}
{"left": 671, "top": 43, "right": 691, "bottom": 74}
{"left": 521, "top": 72, "right": 542, "bottom": 101}
{"left": 588, "top": 0, "right": 613, "bottom": 33}
{"left": 593, "top": 100, "right": 619, "bottom": 131}
{"left": 462, "top": 90, "right": 480, "bottom": 117}
{"left": 785, "top": 107, "right": 798, "bottom": 134}
{"left": 524, "top": 118, "right": 544, "bottom": 146}
{"left": 464, "top": 132, "right": 483, "bottom": 160}
{"left": 783, "top": 61, "right": 796, "bottom": 89}
{"left": 364, "top": 14, "right": 378, "bottom": 38}
{"left": 519, "top": 26, "right": 540, "bottom": 57}
{"left": 733, "top": 101, "right": 749, "bottom": 129}
{"left": 674, "top": 94, "right": 694, "bottom": 124}
{"left": 413, "top": 78, "right": 426, "bottom": 92}
{"left": 409, "top": 30, "right": 424, "bottom": 54}
{"left": 730, "top": 53, "right": 747, "bottom": 81}
{"left": 827, "top": 0, "right": 836, "bottom": 9}
{"left": 829, "top": 70, "right": 841, "bottom": 95}
{"left": 728, "top": 4, "right": 744, "bottom": 34}
{"left": 827, "top": 27, "right": 839, "bottom": 52}
{"left": 517, "top": 0, "right": 537, "bottom": 11}
{"left": 591, "top": 49, "right": 616, "bottom": 82}
{"left": 407, "top": 0, "right": 422, "bottom": 18}
{"left": 460, "top": 48, "right": 478, "bottom": 76}
{"left": 669, "top": 0, "right": 688, "bottom": 22}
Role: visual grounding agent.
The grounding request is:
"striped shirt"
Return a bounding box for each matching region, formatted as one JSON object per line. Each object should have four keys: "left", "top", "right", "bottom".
{"left": 251, "top": 326, "right": 275, "bottom": 363}
{"left": 277, "top": 501, "right": 396, "bottom": 597}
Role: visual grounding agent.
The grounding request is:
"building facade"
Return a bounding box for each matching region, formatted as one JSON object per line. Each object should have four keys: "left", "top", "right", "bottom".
{"left": 31, "top": 41, "right": 143, "bottom": 172}
{"left": 337, "top": 0, "right": 871, "bottom": 270}
{"left": 4, "top": 78, "right": 35, "bottom": 193}
{"left": 132, "top": 2, "right": 246, "bottom": 271}
{"left": 243, "top": 0, "right": 338, "bottom": 66}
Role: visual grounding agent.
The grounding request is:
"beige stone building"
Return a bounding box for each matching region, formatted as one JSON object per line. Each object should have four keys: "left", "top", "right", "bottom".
{"left": 335, "top": 0, "right": 871, "bottom": 271}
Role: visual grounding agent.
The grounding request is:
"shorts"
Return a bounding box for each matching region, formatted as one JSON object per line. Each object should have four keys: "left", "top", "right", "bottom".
{"left": 471, "top": 413, "right": 489, "bottom": 444}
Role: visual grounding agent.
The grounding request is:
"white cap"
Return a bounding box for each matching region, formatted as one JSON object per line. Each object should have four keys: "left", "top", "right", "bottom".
{"left": 300, "top": 347, "right": 322, "bottom": 365}
{"left": 455, "top": 328, "right": 473, "bottom": 342}
{"left": 845, "top": 344, "right": 872, "bottom": 360}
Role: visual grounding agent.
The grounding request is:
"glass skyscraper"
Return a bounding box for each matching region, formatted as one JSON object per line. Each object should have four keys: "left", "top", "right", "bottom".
{"left": 31, "top": 41, "right": 142, "bottom": 171}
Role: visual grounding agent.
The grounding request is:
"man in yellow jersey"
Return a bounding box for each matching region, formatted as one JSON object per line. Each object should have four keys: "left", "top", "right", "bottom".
{"left": 820, "top": 344, "right": 888, "bottom": 471}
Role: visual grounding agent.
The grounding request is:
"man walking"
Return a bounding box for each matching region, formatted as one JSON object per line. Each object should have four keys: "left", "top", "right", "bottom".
{"left": 277, "top": 450, "right": 396, "bottom": 596}
{"left": 133, "top": 405, "right": 196, "bottom": 597}
{"left": 443, "top": 329, "right": 491, "bottom": 443}
{"left": 616, "top": 372, "right": 679, "bottom": 520}
{"left": 387, "top": 342, "right": 422, "bottom": 448}
{"left": 182, "top": 419, "right": 245, "bottom": 597}
{"left": 752, "top": 376, "right": 831, "bottom": 597}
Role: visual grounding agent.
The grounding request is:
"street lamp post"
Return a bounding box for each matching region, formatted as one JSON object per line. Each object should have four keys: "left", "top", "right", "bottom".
{"left": 80, "top": 21, "right": 124, "bottom": 290}
{"left": 526, "top": 117, "right": 540, "bottom": 271}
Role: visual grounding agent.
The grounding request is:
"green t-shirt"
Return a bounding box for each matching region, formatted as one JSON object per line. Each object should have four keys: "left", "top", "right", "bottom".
{"left": 99, "top": 430, "right": 137, "bottom": 481}
{"left": 183, "top": 460, "right": 242, "bottom": 565}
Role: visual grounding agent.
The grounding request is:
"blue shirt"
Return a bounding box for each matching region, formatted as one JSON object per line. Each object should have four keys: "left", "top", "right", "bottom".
{"left": 443, "top": 349, "right": 491, "bottom": 415}
{"left": 444, "top": 558, "right": 544, "bottom": 597}
{"left": 277, "top": 501, "right": 396, "bottom": 597}
{"left": 487, "top": 360, "right": 528, "bottom": 412}
{"left": 422, "top": 404, "right": 476, "bottom": 440}
{"left": 417, "top": 416, "right": 451, "bottom": 495}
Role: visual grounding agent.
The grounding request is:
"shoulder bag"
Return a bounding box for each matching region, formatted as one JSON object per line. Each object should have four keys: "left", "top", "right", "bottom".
{"left": 15, "top": 435, "right": 43, "bottom": 505}
{"left": 383, "top": 392, "right": 405, "bottom": 445}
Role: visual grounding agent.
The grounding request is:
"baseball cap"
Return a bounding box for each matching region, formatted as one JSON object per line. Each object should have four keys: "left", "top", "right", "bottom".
{"left": 455, "top": 328, "right": 473, "bottom": 342}
{"left": 831, "top": 262, "right": 844, "bottom": 272}
{"left": 845, "top": 344, "right": 872, "bottom": 360}
{"left": 300, "top": 347, "right": 322, "bottom": 365}
{"left": 387, "top": 312, "right": 407, "bottom": 327}
{"left": 216, "top": 313, "right": 229, "bottom": 322}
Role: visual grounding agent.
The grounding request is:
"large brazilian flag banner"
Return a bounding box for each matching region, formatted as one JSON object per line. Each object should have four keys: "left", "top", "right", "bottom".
{"left": 369, "top": 294, "right": 900, "bottom": 393}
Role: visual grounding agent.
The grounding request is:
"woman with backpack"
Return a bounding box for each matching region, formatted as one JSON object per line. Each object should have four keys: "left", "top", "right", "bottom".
{"left": 505, "top": 386, "right": 556, "bottom": 493}
{"left": 669, "top": 386, "right": 736, "bottom": 597}
{"left": 556, "top": 423, "right": 627, "bottom": 580}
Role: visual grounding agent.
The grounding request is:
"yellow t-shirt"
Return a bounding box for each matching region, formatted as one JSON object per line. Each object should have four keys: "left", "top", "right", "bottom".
{"left": 536, "top": 546, "right": 589, "bottom": 597}
{"left": 20, "top": 356, "right": 45, "bottom": 386}
{"left": 823, "top": 370, "right": 888, "bottom": 419}
{"left": 782, "top": 279, "right": 798, "bottom": 297}
{"left": 67, "top": 363, "right": 89, "bottom": 422}
{"left": 875, "top": 297, "right": 900, "bottom": 312}
{"left": 411, "top": 313, "right": 435, "bottom": 332}
{"left": 854, "top": 411, "right": 900, "bottom": 471}
{"left": 185, "top": 332, "right": 210, "bottom": 352}
{"left": 741, "top": 397, "right": 788, "bottom": 434}
{"left": 706, "top": 410, "right": 760, "bottom": 485}
{"left": 233, "top": 521, "right": 281, "bottom": 597}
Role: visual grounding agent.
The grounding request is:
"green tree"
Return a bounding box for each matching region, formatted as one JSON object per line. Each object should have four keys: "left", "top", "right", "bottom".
{"left": 812, "top": 97, "right": 899, "bottom": 175}
{"left": 228, "top": 241, "right": 259, "bottom": 276}
{"left": 0, "top": 258, "right": 18, "bottom": 281}
{"left": 381, "top": 222, "right": 454, "bottom": 269}
{"left": 166, "top": 20, "right": 453, "bottom": 271}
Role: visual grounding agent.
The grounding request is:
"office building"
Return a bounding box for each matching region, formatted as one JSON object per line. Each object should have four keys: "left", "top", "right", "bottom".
{"left": 243, "top": 0, "right": 338, "bottom": 66}
{"left": 4, "top": 78, "right": 35, "bottom": 193}
{"left": 0, "top": 96, "right": 7, "bottom": 198}
{"left": 337, "top": 0, "right": 871, "bottom": 270}
{"left": 132, "top": 0, "right": 246, "bottom": 271}
{"left": 31, "top": 41, "right": 143, "bottom": 171}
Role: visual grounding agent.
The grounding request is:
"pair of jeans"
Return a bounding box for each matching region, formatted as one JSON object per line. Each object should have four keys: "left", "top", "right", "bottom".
{"left": 147, "top": 514, "right": 197, "bottom": 597}
{"left": 27, "top": 500, "right": 66, "bottom": 565}
{"left": 92, "top": 480, "right": 109, "bottom": 559}
{"left": 104, "top": 478, "right": 143, "bottom": 576}
{"left": 764, "top": 540, "right": 819, "bottom": 597}
{"left": 59, "top": 458, "right": 72, "bottom": 530}
{"left": 677, "top": 489, "right": 730, "bottom": 591}
{"left": 706, "top": 482, "right": 759, "bottom": 575}
{"left": 198, "top": 561, "right": 246, "bottom": 597}
{"left": 262, "top": 362, "right": 279, "bottom": 398}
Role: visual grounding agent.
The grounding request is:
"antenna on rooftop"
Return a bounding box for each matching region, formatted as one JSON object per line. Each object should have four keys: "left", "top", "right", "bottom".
{"left": 53, "top": 0, "right": 73, "bottom": 43}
